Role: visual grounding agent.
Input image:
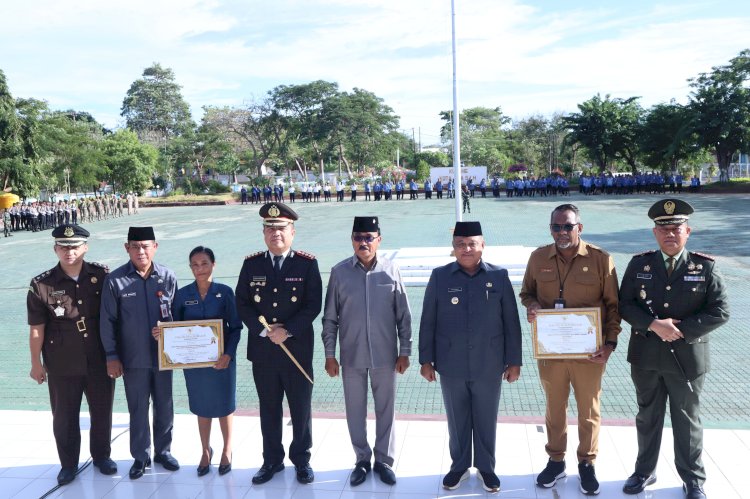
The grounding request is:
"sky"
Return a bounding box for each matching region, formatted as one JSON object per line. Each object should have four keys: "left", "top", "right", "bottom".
{"left": 1, "top": 0, "right": 748, "bottom": 146}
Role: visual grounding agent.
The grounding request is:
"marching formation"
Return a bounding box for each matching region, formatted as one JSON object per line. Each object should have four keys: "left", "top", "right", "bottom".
{"left": 26, "top": 198, "right": 728, "bottom": 499}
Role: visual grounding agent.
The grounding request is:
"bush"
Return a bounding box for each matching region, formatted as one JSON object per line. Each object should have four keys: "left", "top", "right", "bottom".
{"left": 205, "top": 180, "right": 230, "bottom": 194}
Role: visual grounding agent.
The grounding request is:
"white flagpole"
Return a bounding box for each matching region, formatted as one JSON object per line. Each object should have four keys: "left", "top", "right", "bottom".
{"left": 451, "top": 0, "right": 462, "bottom": 222}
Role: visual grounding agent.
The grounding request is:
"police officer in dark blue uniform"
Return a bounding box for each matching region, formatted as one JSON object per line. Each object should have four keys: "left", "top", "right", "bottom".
{"left": 620, "top": 199, "right": 729, "bottom": 499}
{"left": 235, "top": 202, "right": 323, "bottom": 485}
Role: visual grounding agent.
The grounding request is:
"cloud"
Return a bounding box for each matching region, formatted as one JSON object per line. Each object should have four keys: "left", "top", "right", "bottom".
{"left": 0, "top": 0, "right": 747, "bottom": 141}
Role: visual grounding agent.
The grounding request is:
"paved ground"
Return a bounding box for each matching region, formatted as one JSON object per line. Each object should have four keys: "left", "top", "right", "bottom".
{"left": 1, "top": 410, "right": 747, "bottom": 499}
{"left": 1, "top": 193, "right": 747, "bottom": 428}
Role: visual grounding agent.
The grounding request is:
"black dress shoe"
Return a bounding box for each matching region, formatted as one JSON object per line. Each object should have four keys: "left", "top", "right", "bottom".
{"left": 129, "top": 458, "right": 151, "bottom": 480}
{"left": 350, "top": 461, "right": 371, "bottom": 486}
{"left": 373, "top": 461, "right": 396, "bottom": 485}
{"left": 57, "top": 466, "right": 77, "bottom": 485}
{"left": 683, "top": 482, "right": 707, "bottom": 499}
{"left": 197, "top": 447, "right": 213, "bottom": 477}
{"left": 252, "top": 462, "right": 285, "bottom": 484}
{"left": 154, "top": 452, "right": 180, "bottom": 471}
{"left": 218, "top": 453, "right": 232, "bottom": 476}
{"left": 93, "top": 458, "right": 118, "bottom": 475}
{"left": 622, "top": 472, "right": 656, "bottom": 494}
{"left": 295, "top": 463, "right": 314, "bottom": 484}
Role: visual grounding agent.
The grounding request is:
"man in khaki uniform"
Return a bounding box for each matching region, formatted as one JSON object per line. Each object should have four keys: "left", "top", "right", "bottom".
{"left": 520, "top": 203, "right": 621, "bottom": 496}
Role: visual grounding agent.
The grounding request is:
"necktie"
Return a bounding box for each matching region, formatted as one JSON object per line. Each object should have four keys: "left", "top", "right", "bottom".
{"left": 273, "top": 255, "right": 282, "bottom": 273}
{"left": 666, "top": 257, "right": 675, "bottom": 277}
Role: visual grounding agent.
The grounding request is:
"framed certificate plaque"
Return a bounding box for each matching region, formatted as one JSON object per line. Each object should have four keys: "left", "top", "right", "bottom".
{"left": 532, "top": 307, "right": 602, "bottom": 360}
{"left": 157, "top": 319, "right": 224, "bottom": 370}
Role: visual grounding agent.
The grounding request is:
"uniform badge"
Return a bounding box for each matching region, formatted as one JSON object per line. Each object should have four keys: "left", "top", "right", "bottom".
{"left": 664, "top": 200, "right": 675, "bottom": 214}
{"left": 216, "top": 293, "right": 222, "bottom": 298}
{"left": 451, "top": 297, "right": 459, "bottom": 305}
{"left": 639, "top": 289, "right": 646, "bottom": 300}
{"left": 54, "top": 306, "right": 65, "bottom": 317}
{"left": 688, "top": 262, "right": 695, "bottom": 271}
{"left": 254, "top": 295, "right": 261, "bottom": 303}
{"left": 268, "top": 205, "right": 281, "bottom": 217}
{"left": 64, "top": 226, "right": 74, "bottom": 237}
{"left": 158, "top": 278, "right": 164, "bottom": 284}
{"left": 90, "top": 276, "right": 98, "bottom": 284}
{"left": 696, "top": 264, "right": 703, "bottom": 270}
{"left": 486, "top": 282, "right": 492, "bottom": 287}
{"left": 643, "top": 265, "right": 650, "bottom": 272}
{"left": 291, "top": 296, "right": 298, "bottom": 302}
{"left": 582, "top": 267, "right": 589, "bottom": 272}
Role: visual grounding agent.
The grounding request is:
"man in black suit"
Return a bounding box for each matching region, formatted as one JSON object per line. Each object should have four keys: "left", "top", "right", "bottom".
{"left": 235, "top": 202, "right": 323, "bottom": 485}
{"left": 619, "top": 199, "right": 729, "bottom": 499}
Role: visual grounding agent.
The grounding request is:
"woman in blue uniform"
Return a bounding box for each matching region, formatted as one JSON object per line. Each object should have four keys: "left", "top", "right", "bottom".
{"left": 173, "top": 246, "right": 242, "bottom": 476}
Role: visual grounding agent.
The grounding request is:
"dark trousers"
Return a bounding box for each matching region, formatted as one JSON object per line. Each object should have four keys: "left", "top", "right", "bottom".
{"left": 440, "top": 374, "right": 501, "bottom": 473}
{"left": 253, "top": 363, "right": 313, "bottom": 466}
{"left": 48, "top": 372, "right": 115, "bottom": 468}
{"left": 631, "top": 365, "right": 706, "bottom": 486}
{"left": 123, "top": 367, "right": 174, "bottom": 461}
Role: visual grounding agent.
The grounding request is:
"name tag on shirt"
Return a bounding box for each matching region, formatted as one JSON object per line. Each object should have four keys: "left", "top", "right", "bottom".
{"left": 184, "top": 300, "right": 199, "bottom": 305}
{"left": 636, "top": 273, "right": 652, "bottom": 280}
{"left": 448, "top": 287, "right": 462, "bottom": 293}
{"left": 684, "top": 276, "right": 706, "bottom": 282}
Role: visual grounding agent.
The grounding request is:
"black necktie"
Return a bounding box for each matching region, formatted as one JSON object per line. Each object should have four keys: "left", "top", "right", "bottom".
{"left": 273, "top": 255, "right": 282, "bottom": 273}
{"left": 666, "top": 257, "right": 675, "bottom": 277}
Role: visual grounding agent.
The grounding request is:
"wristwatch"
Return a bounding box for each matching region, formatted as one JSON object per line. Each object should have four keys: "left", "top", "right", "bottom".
{"left": 604, "top": 340, "right": 618, "bottom": 351}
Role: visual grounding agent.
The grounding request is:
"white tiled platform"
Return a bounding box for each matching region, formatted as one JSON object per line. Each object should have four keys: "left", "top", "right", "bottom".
{"left": 0, "top": 410, "right": 747, "bottom": 498}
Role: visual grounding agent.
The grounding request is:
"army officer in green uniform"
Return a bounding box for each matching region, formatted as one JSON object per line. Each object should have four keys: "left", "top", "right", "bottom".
{"left": 619, "top": 199, "right": 729, "bottom": 499}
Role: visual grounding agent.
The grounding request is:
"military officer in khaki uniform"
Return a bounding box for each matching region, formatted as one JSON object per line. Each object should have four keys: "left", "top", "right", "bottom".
{"left": 620, "top": 199, "right": 729, "bottom": 499}
{"left": 27, "top": 225, "right": 116, "bottom": 486}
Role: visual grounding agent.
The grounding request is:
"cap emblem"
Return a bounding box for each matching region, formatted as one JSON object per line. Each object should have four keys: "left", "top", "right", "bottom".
{"left": 664, "top": 201, "right": 675, "bottom": 215}
{"left": 268, "top": 205, "right": 280, "bottom": 217}
{"left": 64, "top": 226, "right": 74, "bottom": 237}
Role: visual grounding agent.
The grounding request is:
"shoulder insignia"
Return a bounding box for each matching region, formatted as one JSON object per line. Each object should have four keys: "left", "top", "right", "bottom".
{"left": 90, "top": 261, "right": 110, "bottom": 273}
{"left": 32, "top": 269, "right": 53, "bottom": 283}
{"left": 690, "top": 251, "right": 715, "bottom": 261}
{"left": 633, "top": 250, "right": 657, "bottom": 258}
{"left": 585, "top": 243, "right": 610, "bottom": 256}
{"left": 295, "top": 250, "right": 316, "bottom": 260}
{"left": 245, "top": 251, "right": 264, "bottom": 260}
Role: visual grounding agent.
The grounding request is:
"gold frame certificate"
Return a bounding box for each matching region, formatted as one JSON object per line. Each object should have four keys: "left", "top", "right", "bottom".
{"left": 158, "top": 319, "right": 224, "bottom": 370}
{"left": 532, "top": 307, "right": 602, "bottom": 359}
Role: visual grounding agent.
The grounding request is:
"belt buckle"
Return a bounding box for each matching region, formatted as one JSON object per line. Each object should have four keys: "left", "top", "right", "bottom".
{"left": 76, "top": 318, "right": 86, "bottom": 332}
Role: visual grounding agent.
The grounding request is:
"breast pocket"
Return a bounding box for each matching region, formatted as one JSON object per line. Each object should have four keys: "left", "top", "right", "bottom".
{"left": 574, "top": 273, "right": 600, "bottom": 303}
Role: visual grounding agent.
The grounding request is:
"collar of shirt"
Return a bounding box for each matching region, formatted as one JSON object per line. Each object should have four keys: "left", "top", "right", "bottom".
{"left": 661, "top": 249, "right": 684, "bottom": 265}
{"left": 267, "top": 249, "right": 291, "bottom": 267}
{"left": 349, "top": 254, "right": 379, "bottom": 271}
{"left": 125, "top": 260, "right": 166, "bottom": 278}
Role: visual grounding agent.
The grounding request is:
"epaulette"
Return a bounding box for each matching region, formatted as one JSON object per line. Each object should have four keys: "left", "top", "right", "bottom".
{"left": 294, "top": 250, "right": 316, "bottom": 260}
{"left": 245, "top": 251, "right": 264, "bottom": 260}
{"left": 33, "top": 269, "right": 53, "bottom": 283}
{"left": 690, "top": 251, "right": 715, "bottom": 261}
{"left": 585, "top": 243, "right": 610, "bottom": 256}
{"left": 90, "top": 261, "right": 110, "bottom": 273}
{"left": 633, "top": 250, "right": 656, "bottom": 258}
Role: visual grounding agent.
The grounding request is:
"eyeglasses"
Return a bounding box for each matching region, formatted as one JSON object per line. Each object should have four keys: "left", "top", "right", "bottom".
{"left": 453, "top": 242, "right": 481, "bottom": 251}
{"left": 352, "top": 235, "right": 378, "bottom": 243}
{"left": 550, "top": 223, "right": 579, "bottom": 233}
{"left": 128, "top": 244, "right": 153, "bottom": 251}
{"left": 655, "top": 226, "right": 686, "bottom": 234}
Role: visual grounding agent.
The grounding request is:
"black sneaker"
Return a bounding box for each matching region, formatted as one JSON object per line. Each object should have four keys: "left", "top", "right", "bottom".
{"left": 578, "top": 461, "right": 600, "bottom": 495}
{"left": 536, "top": 459, "right": 566, "bottom": 488}
{"left": 478, "top": 470, "right": 501, "bottom": 492}
{"left": 442, "top": 469, "right": 469, "bottom": 490}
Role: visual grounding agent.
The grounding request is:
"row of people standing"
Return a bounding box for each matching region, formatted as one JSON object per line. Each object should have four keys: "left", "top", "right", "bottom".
{"left": 3, "top": 193, "right": 139, "bottom": 235}
{"left": 27, "top": 199, "right": 728, "bottom": 499}
{"left": 577, "top": 173, "right": 703, "bottom": 195}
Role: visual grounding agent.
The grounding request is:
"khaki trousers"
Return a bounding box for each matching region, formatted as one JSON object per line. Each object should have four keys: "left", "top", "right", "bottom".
{"left": 538, "top": 359, "right": 605, "bottom": 464}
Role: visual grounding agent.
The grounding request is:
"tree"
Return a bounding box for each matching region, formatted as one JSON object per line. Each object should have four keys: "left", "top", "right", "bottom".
{"left": 440, "top": 107, "right": 511, "bottom": 172}
{"left": 563, "top": 94, "right": 643, "bottom": 172}
{"left": 0, "top": 69, "right": 23, "bottom": 192}
{"left": 171, "top": 121, "right": 234, "bottom": 182}
{"left": 640, "top": 101, "right": 699, "bottom": 172}
{"left": 100, "top": 130, "right": 159, "bottom": 194}
{"left": 121, "top": 63, "right": 194, "bottom": 146}
{"left": 689, "top": 49, "right": 750, "bottom": 182}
